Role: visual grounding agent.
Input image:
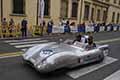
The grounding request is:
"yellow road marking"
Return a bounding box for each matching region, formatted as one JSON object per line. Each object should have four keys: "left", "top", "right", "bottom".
{"left": 0, "top": 52, "right": 23, "bottom": 58}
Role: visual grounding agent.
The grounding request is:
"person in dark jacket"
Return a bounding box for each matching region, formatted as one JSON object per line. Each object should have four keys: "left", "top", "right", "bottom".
{"left": 64, "top": 20, "right": 71, "bottom": 33}
{"left": 21, "top": 18, "right": 28, "bottom": 38}
{"left": 47, "top": 20, "right": 53, "bottom": 35}
{"left": 73, "top": 34, "right": 82, "bottom": 43}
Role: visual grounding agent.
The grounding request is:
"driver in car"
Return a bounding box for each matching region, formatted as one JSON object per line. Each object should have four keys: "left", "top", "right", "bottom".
{"left": 73, "top": 34, "right": 87, "bottom": 44}
{"left": 85, "top": 36, "right": 96, "bottom": 50}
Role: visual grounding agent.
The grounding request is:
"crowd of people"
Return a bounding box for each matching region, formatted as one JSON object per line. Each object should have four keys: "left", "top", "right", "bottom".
{"left": 1, "top": 18, "right": 28, "bottom": 38}
{"left": 0, "top": 18, "right": 120, "bottom": 38}
{"left": 0, "top": 18, "right": 55, "bottom": 38}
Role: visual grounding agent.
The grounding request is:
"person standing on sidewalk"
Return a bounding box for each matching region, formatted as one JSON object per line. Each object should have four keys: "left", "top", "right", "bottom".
{"left": 40, "top": 20, "right": 46, "bottom": 36}
{"left": 21, "top": 18, "right": 28, "bottom": 38}
{"left": 9, "top": 18, "right": 15, "bottom": 37}
{"left": 47, "top": 20, "right": 53, "bottom": 35}
{"left": 1, "top": 18, "right": 8, "bottom": 38}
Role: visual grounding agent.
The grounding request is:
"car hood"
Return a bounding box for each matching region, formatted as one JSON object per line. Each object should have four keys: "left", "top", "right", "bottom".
{"left": 23, "top": 43, "right": 83, "bottom": 61}
{"left": 23, "top": 42, "right": 56, "bottom": 60}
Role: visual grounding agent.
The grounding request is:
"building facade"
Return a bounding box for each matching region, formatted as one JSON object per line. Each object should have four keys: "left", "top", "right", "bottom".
{"left": 0, "top": 0, "right": 120, "bottom": 26}
{"left": 0, "top": 0, "right": 2, "bottom": 23}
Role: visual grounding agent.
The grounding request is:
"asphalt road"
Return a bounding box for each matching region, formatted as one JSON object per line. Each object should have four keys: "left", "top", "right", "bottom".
{"left": 0, "top": 31, "right": 120, "bottom": 80}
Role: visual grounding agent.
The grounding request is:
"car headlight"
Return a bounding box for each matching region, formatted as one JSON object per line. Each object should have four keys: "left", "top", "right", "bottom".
{"left": 37, "top": 61, "right": 47, "bottom": 69}
{"left": 37, "top": 65, "right": 42, "bottom": 69}
{"left": 40, "top": 49, "right": 53, "bottom": 57}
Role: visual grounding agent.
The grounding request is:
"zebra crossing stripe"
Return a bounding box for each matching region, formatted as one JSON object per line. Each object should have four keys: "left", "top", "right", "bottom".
{"left": 4, "top": 38, "right": 43, "bottom": 43}
{"left": 15, "top": 44, "right": 39, "bottom": 48}
{"left": 66, "top": 57, "right": 118, "bottom": 79}
{"left": 9, "top": 40, "right": 48, "bottom": 45}
{"left": 15, "top": 42, "right": 56, "bottom": 48}
{"left": 21, "top": 49, "right": 27, "bottom": 52}
{"left": 104, "top": 70, "right": 120, "bottom": 80}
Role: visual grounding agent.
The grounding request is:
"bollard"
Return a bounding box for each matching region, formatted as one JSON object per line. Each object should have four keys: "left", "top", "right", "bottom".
{"left": 15, "top": 24, "right": 21, "bottom": 38}
{"left": 33, "top": 25, "right": 41, "bottom": 36}
{"left": 29, "top": 25, "right": 33, "bottom": 37}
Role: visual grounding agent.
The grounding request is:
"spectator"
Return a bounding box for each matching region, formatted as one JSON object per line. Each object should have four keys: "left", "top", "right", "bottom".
{"left": 47, "top": 20, "right": 53, "bottom": 35}
{"left": 102, "top": 22, "right": 107, "bottom": 31}
{"left": 61, "top": 18, "right": 67, "bottom": 26}
{"left": 64, "top": 20, "right": 71, "bottom": 33}
{"left": 110, "top": 23, "right": 113, "bottom": 31}
{"left": 40, "top": 20, "right": 46, "bottom": 36}
{"left": 21, "top": 18, "right": 28, "bottom": 38}
{"left": 9, "top": 18, "right": 15, "bottom": 37}
{"left": 1, "top": 18, "right": 8, "bottom": 38}
{"left": 81, "top": 22, "right": 86, "bottom": 33}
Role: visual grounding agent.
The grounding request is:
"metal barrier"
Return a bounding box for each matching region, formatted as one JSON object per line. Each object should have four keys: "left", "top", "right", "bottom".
{"left": 99, "top": 26, "right": 105, "bottom": 32}
{"left": 86, "top": 25, "right": 94, "bottom": 32}
{"left": 0, "top": 24, "right": 119, "bottom": 39}
{"left": 15, "top": 24, "right": 21, "bottom": 37}
{"left": 32, "top": 25, "right": 47, "bottom": 36}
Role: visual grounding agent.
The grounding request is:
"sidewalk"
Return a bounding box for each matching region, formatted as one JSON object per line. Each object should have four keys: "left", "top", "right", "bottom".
{"left": 0, "top": 33, "right": 73, "bottom": 40}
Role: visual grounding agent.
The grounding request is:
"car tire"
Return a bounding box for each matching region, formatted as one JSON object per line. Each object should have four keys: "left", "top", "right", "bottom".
{"left": 98, "top": 55, "right": 104, "bottom": 62}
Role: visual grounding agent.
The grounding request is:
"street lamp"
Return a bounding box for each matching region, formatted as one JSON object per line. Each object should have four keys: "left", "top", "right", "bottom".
{"left": 1, "top": 0, "right": 3, "bottom": 23}
{"left": 36, "top": 0, "right": 39, "bottom": 25}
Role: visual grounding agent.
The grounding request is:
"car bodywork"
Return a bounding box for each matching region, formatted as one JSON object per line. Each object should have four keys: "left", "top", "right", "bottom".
{"left": 22, "top": 40, "right": 109, "bottom": 73}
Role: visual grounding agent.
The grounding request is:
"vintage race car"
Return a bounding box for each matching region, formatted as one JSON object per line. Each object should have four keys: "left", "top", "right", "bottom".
{"left": 22, "top": 40, "right": 109, "bottom": 73}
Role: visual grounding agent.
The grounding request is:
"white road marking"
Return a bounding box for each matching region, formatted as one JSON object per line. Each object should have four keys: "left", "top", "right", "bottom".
{"left": 9, "top": 40, "right": 48, "bottom": 45}
{"left": 66, "top": 57, "right": 118, "bottom": 79}
{"left": 104, "top": 70, "right": 120, "bottom": 80}
{"left": 15, "top": 42, "right": 56, "bottom": 48}
{"left": 95, "top": 38, "right": 120, "bottom": 44}
{"left": 4, "top": 38, "right": 43, "bottom": 43}
{"left": 15, "top": 44, "right": 39, "bottom": 48}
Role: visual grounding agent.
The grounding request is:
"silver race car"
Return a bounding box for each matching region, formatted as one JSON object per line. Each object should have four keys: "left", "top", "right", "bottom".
{"left": 22, "top": 40, "right": 109, "bottom": 73}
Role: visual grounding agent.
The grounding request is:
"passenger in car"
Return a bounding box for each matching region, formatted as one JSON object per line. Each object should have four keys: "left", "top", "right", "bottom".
{"left": 85, "top": 36, "right": 96, "bottom": 50}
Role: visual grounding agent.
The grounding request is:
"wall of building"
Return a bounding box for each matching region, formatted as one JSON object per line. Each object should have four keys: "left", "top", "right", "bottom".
{"left": 2, "top": 0, "right": 38, "bottom": 26}
{"left": 0, "top": 0, "right": 1, "bottom": 24}
{"left": 107, "top": 6, "right": 120, "bottom": 24}
{"left": 1, "top": 0, "right": 120, "bottom": 27}
{"left": 107, "top": 0, "right": 120, "bottom": 24}
{"left": 81, "top": 0, "right": 109, "bottom": 24}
